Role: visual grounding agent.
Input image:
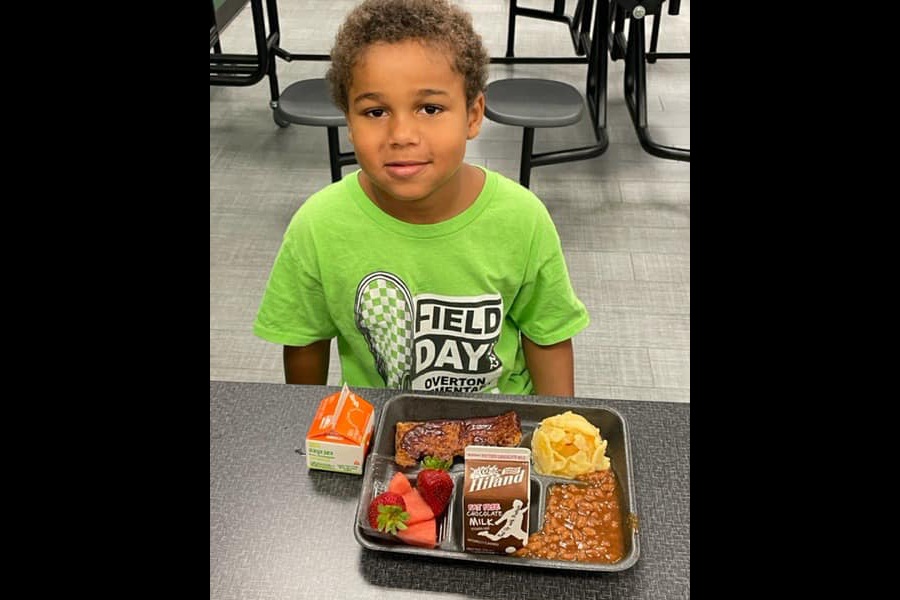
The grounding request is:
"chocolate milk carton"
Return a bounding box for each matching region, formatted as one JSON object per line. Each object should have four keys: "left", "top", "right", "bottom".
{"left": 463, "top": 446, "right": 531, "bottom": 555}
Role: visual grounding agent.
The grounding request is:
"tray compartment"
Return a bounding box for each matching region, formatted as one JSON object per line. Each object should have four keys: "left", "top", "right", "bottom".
{"left": 533, "top": 470, "right": 630, "bottom": 562}
{"left": 354, "top": 394, "right": 640, "bottom": 571}
{"left": 355, "top": 453, "right": 453, "bottom": 548}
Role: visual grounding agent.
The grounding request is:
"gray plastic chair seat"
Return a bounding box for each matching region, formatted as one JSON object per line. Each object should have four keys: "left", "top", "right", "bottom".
{"left": 484, "top": 78, "right": 584, "bottom": 128}
{"left": 275, "top": 78, "right": 346, "bottom": 127}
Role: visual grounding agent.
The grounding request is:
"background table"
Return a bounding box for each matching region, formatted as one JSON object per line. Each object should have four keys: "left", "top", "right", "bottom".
{"left": 210, "top": 381, "right": 689, "bottom": 599}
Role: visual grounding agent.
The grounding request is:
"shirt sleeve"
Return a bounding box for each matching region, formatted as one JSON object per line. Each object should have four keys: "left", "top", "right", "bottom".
{"left": 253, "top": 213, "right": 338, "bottom": 346}
{"left": 507, "top": 205, "right": 590, "bottom": 345}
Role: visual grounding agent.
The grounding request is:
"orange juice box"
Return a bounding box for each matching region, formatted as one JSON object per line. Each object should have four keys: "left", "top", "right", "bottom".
{"left": 305, "top": 384, "right": 374, "bottom": 475}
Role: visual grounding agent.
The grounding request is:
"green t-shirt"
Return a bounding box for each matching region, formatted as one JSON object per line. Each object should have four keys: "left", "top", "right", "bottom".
{"left": 253, "top": 166, "right": 589, "bottom": 394}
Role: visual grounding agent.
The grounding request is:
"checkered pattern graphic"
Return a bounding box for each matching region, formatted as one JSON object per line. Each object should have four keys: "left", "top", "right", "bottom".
{"left": 355, "top": 275, "right": 414, "bottom": 389}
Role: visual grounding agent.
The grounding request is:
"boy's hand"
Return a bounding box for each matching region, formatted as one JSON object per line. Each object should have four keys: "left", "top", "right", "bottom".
{"left": 521, "top": 336, "right": 575, "bottom": 397}
{"left": 283, "top": 340, "right": 332, "bottom": 385}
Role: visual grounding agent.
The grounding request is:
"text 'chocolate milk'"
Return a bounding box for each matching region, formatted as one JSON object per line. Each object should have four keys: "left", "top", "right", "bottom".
{"left": 463, "top": 446, "right": 531, "bottom": 555}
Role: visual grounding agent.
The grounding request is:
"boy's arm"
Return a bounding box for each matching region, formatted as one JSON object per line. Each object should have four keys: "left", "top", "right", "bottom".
{"left": 283, "top": 339, "right": 331, "bottom": 385}
{"left": 521, "top": 336, "right": 575, "bottom": 397}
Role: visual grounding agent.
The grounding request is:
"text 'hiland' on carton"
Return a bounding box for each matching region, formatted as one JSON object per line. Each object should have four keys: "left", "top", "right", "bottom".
{"left": 305, "top": 384, "right": 374, "bottom": 475}
{"left": 463, "top": 445, "right": 531, "bottom": 555}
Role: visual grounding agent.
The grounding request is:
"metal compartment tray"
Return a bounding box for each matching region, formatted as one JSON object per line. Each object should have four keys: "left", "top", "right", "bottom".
{"left": 353, "top": 394, "right": 640, "bottom": 572}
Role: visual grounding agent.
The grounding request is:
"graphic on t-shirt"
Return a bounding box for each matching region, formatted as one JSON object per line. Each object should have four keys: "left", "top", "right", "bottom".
{"left": 355, "top": 272, "right": 416, "bottom": 389}
{"left": 355, "top": 272, "right": 503, "bottom": 392}
{"left": 412, "top": 293, "right": 504, "bottom": 392}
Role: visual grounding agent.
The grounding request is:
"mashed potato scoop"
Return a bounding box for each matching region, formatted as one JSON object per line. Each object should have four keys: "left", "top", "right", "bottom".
{"left": 531, "top": 411, "right": 610, "bottom": 477}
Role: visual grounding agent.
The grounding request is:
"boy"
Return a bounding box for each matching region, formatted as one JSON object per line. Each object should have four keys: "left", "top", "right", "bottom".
{"left": 254, "top": 0, "right": 589, "bottom": 396}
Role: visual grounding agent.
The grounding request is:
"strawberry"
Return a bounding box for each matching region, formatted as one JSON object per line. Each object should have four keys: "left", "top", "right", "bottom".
{"left": 416, "top": 456, "right": 454, "bottom": 517}
{"left": 367, "top": 491, "right": 410, "bottom": 535}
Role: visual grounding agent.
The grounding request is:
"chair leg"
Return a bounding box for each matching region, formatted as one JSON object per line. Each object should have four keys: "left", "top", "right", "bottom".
{"left": 648, "top": 6, "right": 662, "bottom": 64}
{"left": 505, "top": 0, "right": 517, "bottom": 57}
{"left": 520, "top": 127, "right": 535, "bottom": 189}
{"left": 611, "top": 2, "right": 627, "bottom": 60}
{"left": 623, "top": 17, "right": 689, "bottom": 162}
{"left": 327, "top": 127, "right": 342, "bottom": 183}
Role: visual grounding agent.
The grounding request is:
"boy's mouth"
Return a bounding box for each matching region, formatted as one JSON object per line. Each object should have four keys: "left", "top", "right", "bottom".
{"left": 384, "top": 160, "right": 431, "bottom": 178}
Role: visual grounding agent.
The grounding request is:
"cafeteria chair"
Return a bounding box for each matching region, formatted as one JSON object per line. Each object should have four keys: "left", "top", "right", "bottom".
{"left": 484, "top": 0, "right": 610, "bottom": 188}
{"left": 610, "top": 0, "right": 690, "bottom": 162}
{"left": 273, "top": 78, "right": 358, "bottom": 183}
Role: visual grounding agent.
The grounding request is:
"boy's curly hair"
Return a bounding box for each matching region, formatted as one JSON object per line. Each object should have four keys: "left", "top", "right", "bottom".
{"left": 326, "top": 0, "right": 490, "bottom": 113}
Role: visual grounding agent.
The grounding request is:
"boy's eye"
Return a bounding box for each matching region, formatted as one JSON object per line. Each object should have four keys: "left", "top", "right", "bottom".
{"left": 421, "top": 105, "right": 443, "bottom": 115}
{"left": 364, "top": 108, "right": 386, "bottom": 118}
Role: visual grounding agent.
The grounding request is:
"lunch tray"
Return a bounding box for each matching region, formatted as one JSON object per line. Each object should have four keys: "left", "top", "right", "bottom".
{"left": 353, "top": 394, "right": 640, "bottom": 572}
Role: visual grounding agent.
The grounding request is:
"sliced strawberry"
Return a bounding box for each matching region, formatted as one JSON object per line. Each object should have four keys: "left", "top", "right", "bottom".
{"left": 417, "top": 456, "right": 454, "bottom": 517}
{"left": 367, "top": 491, "right": 410, "bottom": 535}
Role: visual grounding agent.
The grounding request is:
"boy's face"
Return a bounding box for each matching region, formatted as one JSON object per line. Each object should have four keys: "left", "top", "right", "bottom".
{"left": 346, "top": 39, "right": 484, "bottom": 207}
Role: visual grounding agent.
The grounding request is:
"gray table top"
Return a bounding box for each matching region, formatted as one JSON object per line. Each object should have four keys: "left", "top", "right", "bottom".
{"left": 210, "top": 381, "right": 690, "bottom": 600}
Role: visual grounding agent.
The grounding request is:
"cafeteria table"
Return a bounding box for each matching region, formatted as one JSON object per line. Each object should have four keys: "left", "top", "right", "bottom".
{"left": 210, "top": 381, "right": 690, "bottom": 599}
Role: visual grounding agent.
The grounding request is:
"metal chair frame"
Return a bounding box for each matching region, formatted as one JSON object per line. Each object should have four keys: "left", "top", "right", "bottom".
{"left": 502, "top": 0, "right": 590, "bottom": 62}
{"left": 647, "top": 0, "right": 690, "bottom": 63}
{"left": 209, "top": 0, "right": 279, "bottom": 91}
{"left": 610, "top": 0, "right": 690, "bottom": 162}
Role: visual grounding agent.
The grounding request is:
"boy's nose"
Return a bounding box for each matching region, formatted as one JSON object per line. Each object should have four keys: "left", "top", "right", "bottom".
{"left": 387, "top": 115, "right": 420, "bottom": 146}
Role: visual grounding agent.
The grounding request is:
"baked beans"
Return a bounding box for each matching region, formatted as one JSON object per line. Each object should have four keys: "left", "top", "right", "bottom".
{"left": 513, "top": 469, "right": 624, "bottom": 563}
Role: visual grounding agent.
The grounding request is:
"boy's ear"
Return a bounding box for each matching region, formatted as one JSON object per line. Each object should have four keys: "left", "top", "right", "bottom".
{"left": 467, "top": 92, "right": 485, "bottom": 140}
{"left": 345, "top": 117, "right": 354, "bottom": 144}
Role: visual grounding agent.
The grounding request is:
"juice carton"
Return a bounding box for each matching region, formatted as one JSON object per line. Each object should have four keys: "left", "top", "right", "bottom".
{"left": 305, "top": 384, "right": 374, "bottom": 475}
{"left": 463, "top": 446, "right": 531, "bottom": 555}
